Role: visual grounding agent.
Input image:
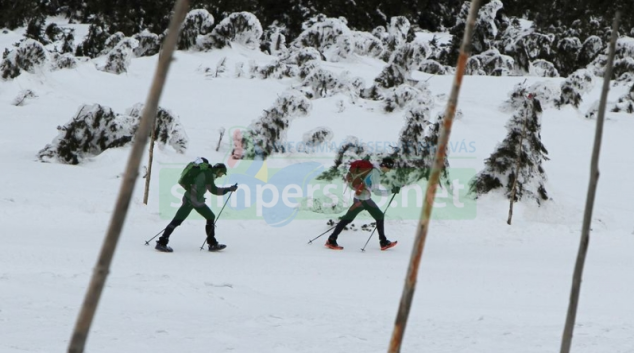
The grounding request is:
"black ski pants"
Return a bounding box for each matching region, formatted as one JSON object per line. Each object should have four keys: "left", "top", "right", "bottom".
{"left": 158, "top": 193, "right": 218, "bottom": 245}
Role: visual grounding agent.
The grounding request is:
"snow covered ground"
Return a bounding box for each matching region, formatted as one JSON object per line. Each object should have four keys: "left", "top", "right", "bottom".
{"left": 1, "top": 22, "right": 634, "bottom": 353}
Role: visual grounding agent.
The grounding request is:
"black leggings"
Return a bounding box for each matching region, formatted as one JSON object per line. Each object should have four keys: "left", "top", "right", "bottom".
{"left": 329, "top": 198, "right": 386, "bottom": 242}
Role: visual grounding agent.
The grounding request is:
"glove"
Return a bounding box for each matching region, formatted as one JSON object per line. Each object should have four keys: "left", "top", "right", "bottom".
{"left": 229, "top": 183, "right": 238, "bottom": 192}
{"left": 391, "top": 186, "right": 401, "bottom": 194}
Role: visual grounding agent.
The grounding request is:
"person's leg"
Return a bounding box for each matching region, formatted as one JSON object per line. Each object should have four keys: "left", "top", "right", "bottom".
{"left": 362, "top": 199, "right": 387, "bottom": 243}
{"left": 328, "top": 199, "right": 365, "bottom": 243}
{"left": 193, "top": 204, "right": 219, "bottom": 245}
{"left": 158, "top": 195, "right": 194, "bottom": 245}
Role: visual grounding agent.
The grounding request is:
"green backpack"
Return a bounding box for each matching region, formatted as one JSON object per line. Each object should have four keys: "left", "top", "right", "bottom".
{"left": 178, "top": 160, "right": 210, "bottom": 189}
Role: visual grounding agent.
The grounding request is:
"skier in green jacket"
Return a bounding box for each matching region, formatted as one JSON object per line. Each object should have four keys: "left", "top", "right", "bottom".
{"left": 156, "top": 157, "right": 237, "bottom": 252}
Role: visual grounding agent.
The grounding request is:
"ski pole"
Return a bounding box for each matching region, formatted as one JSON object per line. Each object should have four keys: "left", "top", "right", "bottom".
{"left": 200, "top": 188, "right": 235, "bottom": 250}
{"left": 361, "top": 193, "right": 397, "bottom": 252}
{"left": 144, "top": 228, "right": 166, "bottom": 245}
{"left": 307, "top": 225, "right": 337, "bottom": 244}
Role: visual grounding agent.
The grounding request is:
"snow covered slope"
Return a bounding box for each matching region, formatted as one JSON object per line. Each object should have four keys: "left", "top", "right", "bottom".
{"left": 1, "top": 24, "right": 633, "bottom": 353}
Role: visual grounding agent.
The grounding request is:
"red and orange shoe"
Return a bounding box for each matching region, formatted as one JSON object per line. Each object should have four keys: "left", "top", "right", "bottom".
{"left": 325, "top": 239, "right": 344, "bottom": 250}
{"left": 380, "top": 240, "right": 398, "bottom": 251}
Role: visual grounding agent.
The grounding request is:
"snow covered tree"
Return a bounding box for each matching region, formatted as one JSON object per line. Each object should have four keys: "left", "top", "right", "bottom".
{"left": 24, "top": 15, "right": 47, "bottom": 44}
{"left": 390, "top": 108, "right": 451, "bottom": 187}
{"left": 444, "top": 0, "right": 502, "bottom": 66}
{"left": 50, "top": 52, "right": 78, "bottom": 70}
{"left": 75, "top": 21, "right": 109, "bottom": 58}
{"left": 178, "top": 9, "right": 214, "bottom": 50}
{"left": 1, "top": 39, "right": 48, "bottom": 80}
{"left": 352, "top": 31, "right": 384, "bottom": 59}
{"left": 292, "top": 16, "right": 354, "bottom": 62}
{"left": 199, "top": 12, "right": 262, "bottom": 50}
{"left": 376, "top": 16, "right": 411, "bottom": 61}
{"left": 45, "top": 23, "right": 63, "bottom": 43}
{"left": 383, "top": 85, "right": 426, "bottom": 112}
{"left": 499, "top": 18, "right": 556, "bottom": 73}
{"left": 501, "top": 81, "right": 560, "bottom": 112}
{"left": 466, "top": 49, "right": 515, "bottom": 76}
{"left": 529, "top": 59, "right": 559, "bottom": 77}
{"left": 553, "top": 36, "right": 582, "bottom": 77}
{"left": 240, "top": 90, "right": 312, "bottom": 159}
{"left": 126, "top": 103, "right": 188, "bottom": 153}
{"left": 60, "top": 28, "right": 76, "bottom": 54}
{"left": 260, "top": 25, "right": 287, "bottom": 56}
{"left": 302, "top": 68, "right": 351, "bottom": 98}
{"left": 317, "top": 136, "right": 366, "bottom": 181}
{"left": 374, "top": 40, "right": 431, "bottom": 89}
{"left": 576, "top": 35, "right": 603, "bottom": 68}
{"left": 470, "top": 94, "right": 549, "bottom": 224}
{"left": 99, "top": 38, "right": 138, "bottom": 74}
{"left": 133, "top": 30, "right": 160, "bottom": 57}
{"left": 37, "top": 104, "right": 134, "bottom": 165}
{"left": 555, "top": 69, "right": 594, "bottom": 108}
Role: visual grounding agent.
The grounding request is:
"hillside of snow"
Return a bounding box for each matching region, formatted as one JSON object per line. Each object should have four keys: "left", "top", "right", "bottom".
{"left": 1, "top": 20, "right": 634, "bottom": 353}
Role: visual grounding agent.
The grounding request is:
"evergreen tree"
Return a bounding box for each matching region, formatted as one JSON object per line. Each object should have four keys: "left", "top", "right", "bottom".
{"left": 470, "top": 92, "right": 549, "bottom": 223}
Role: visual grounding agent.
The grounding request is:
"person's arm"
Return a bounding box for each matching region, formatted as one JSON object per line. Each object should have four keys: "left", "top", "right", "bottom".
{"left": 204, "top": 171, "right": 237, "bottom": 196}
{"left": 206, "top": 177, "right": 230, "bottom": 196}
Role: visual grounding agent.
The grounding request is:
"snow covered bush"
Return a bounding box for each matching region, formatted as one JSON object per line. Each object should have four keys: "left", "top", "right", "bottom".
{"left": 101, "top": 32, "right": 125, "bottom": 55}
{"left": 292, "top": 16, "right": 354, "bottom": 62}
{"left": 1, "top": 39, "right": 48, "bottom": 80}
{"left": 383, "top": 85, "right": 423, "bottom": 112}
{"left": 374, "top": 41, "right": 431, "bottom": 89}
{"left": 179, "top": 9, "right": 214, "bottom": 50}
{"left": 133, "top": 30, "right": 160, "bottom": 57}
{"left": 419, "top": 59, "right": 451, "bottom": 75}
{"left": 12, "top": 89, "right": 37, "bottom": 106}
{"left": 555, "top": 69, "right": 594, "bottom": 108}
{"left": 45, "top": 23, "right": 63, "bottom": 43}
{"left": 126, "top": 103, "right": 188, "bottom": 153}
{"left": 299, "top": 127, "right": 334, "bottom": 152}
{"left": 198, "top": 12, "right": 262, "bottom": 50}
{"left": 553, "top": 37, "right": 582, "bottom": 77}
{"left": 611, "top": 84, "right": 634, "bottom": 114}
{"left": 529, "top": 59, "right": 559, "bottom": 77}
{"left": 612, "top": 57, "right": 634, "bottom": 81}
{"left": 470, "top": 96, "right": 549, "bottom": 205}
{"left": 352, "top": 31, "right": 384, "bottom": 58}
{"left": 50, "top": 52, "right": 77, "bottom": 70}
{"left": 499, "top": 19, "right": 555, "bottom": 73}
{"left": 302, "top": 68, "right": 351, "bottom": 98}
{"left": 251, "top": 59, "right": 297, "bottom": 79}
{"left": 240, "top": 90, "right": 312, "bottom": 159}
{"left": 501, "top": 81, "right": 560, "bottom": 112}
{"left": 261, "top": 25, "right": 287, "bottom": 56}
{"left": 37, "top": 104, "right": 134, "bottom": 165}
{"left": 466, "top": 49, "right": 515, "bottom": 76}
{"left": 99, "top": 38, "right": 138, "bottom": 74}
